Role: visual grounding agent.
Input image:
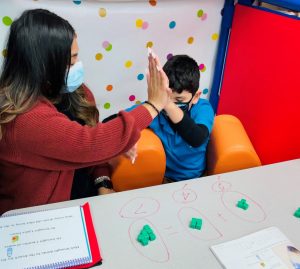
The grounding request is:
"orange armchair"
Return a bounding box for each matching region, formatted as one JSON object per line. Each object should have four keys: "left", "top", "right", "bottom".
{"left": 206, "top": 114, "right": 261, "bottom": 175}
{"left": 111, "top": 129, "right": 166, "bottom": 192}
{"left": 111, "top": 114, "right": 261, "bottom": 192}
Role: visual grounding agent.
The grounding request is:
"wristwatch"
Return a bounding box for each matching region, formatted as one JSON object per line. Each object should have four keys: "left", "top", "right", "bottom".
{"left": 94, "top": 176, "right": 113, "bottom": 189}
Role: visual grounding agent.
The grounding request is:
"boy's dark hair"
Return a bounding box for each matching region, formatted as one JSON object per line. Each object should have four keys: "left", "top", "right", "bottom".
{"left": 163, "top": 55, "right": 200, "bottom": 95}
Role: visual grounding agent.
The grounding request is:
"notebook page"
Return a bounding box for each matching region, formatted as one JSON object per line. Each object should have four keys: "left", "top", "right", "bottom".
{"left": 0, "top": 206, "right": 92, "bottom": 269}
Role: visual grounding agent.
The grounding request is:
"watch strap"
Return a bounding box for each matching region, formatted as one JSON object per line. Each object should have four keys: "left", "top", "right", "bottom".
{"left": 94, "top": 176, "right": 113, "bottom": 189}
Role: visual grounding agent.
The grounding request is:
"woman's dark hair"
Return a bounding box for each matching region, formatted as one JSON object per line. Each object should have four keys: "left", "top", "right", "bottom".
{"left": 0, "top": 9, "right": 98, "bottom": 138}
{"left": 163, "top": 55, "right": 200, "bottom": 95}
{"left": 54, "top": 85, "right": 99, "bottom": 127}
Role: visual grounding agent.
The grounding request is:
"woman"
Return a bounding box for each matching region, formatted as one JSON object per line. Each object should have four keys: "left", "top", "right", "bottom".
{"left": 0, "top": 9, "right": 170, "bottom": 214}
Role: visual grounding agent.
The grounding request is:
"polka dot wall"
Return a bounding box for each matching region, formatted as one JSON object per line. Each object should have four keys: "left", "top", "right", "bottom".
{"left": 0, "top": 0, "right": 223, "bottom": 120}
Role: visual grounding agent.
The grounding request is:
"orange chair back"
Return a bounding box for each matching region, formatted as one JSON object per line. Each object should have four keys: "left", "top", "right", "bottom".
{"left": 207, "top": 115, "right": 261, "bottom": 175}
{"left": 111, "top": 129, "right": 166, "bottom": 191}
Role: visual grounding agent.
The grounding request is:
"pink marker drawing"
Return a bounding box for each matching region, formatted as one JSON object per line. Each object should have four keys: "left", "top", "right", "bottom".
{"left": 212, "top": 176, "right": 267, "bottom": 223}
{"left": 119, "top": 197, "right": 160, "bottom": 219}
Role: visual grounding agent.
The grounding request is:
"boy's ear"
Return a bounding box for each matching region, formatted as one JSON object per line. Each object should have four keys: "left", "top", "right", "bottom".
{"left": 191, "top": 90, "right": 201, "bottom": 104}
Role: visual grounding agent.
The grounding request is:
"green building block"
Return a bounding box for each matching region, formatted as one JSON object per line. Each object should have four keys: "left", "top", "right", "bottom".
{"left": 143, "top": 225, "right": 153, "bottom": 233}
{"left": 143, "top": 224, "right": 151, "bottom": 230}
{"left": 140, "top": 230, "right": 149, "bottom": 237}
{"left": 140, "top": 238, "right": 149, "bottom": 246}
{"left": 237, "top": 199, "right": 249, "bottom": 210}
{"left": 190, "top": 218, "right": 202, "bottom": 230}
{"left": 293, "top": 208, "right": 300, "bottom": 218}
{"left": 137, "top": 225, "right": 156, "bottom": 246}
{"left": 149, "top": 232, "right": 156, "bottom": 241}
{"left": 138, "top": 234, "right": 147, "bottom": 241}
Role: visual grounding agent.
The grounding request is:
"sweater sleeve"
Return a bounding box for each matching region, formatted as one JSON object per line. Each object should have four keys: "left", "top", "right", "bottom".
{"left": 88, "top": 162, "right": 112, "bottom": 179}
{"left": 14, "top": 101, "right": 152, "bottom": 171}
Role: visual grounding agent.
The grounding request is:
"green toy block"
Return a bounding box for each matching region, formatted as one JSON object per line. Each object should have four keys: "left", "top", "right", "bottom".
{"left": 140, "top": 239, "right": 149, "bottom": 246}
{"left": 137, "top": 234, "right": 149, "bottom": 245}
{"left": 137, "top": 234, "right": 146, "bottom": 241}
{"left": 143, "top": 225, "right": 152, "bottom": 231}
{"left": 137, "top": 225, "right": 156, "bottom": 246}
{"left": 190, "top": 218, "right": 202, "bottom": 230}
{"left": 191, "top": 218, "right": 197, "bottom": 228}
{"left": 237, "top": 199, "right": 249, "bottom": 210}
{"left": 294, "top": 208, "right": 300, "bottom": 218}
{"left": 195, "top": 220, "right": 202, "bottom": 230}
{"left": 149, "top": 232, "right": 156, "bottom": 241}
{"left": 141, "top": 230, "right": 149, "bottom": 237}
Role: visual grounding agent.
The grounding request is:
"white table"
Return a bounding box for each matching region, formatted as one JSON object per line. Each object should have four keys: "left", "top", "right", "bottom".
{"left": 9, "top": 159, "right": 300, "bottom": 268}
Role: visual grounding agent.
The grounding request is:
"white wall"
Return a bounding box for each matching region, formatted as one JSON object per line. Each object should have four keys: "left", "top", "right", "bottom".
{"left": 0, "top": 0, "right": 223, "bottom": 120}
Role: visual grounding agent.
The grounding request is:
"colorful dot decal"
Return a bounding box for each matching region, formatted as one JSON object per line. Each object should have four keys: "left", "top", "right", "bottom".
{"left": 149, "top": 0, "right": 157, "bottom": 6}
{"left": 199, "top": 64, "right": 206, "bottom": 72}
{"left": 212, "top": 33, "right": 219, "bottom": 41}
{"left": 169, "top": 21, "right": 176, "bottom": 29}
{"left": 136, "top": 18, "right": 149, "bottom": 30}
{"left": 95, "top": 53, "right": 103, "bottom": 61}
{"left": 2, "top": 49, "right": 7, "bottom": 57}
{"left": 136, "top": 19, "right": 143, "bottom": 28}
{"left": 201, "top": 13, "right": 207, "bottom": 21}
{"left": 106, "top": 44, "right": 112, "bottom": 51}
{"left": 2, "top": 16, "right": 12, "bottom": 26}
{"left": 129, "top": 95, "right": 136, "bottom": 101}
{"left": 106, "top": 84, "right": 113, "bottom": 91}
{"left": 146, "top": 41, "right": 153, "bottom": 48}
{"left": 202, "top": 88, "right": 209, "bottom": 94}
{"left": 7, "top": 2, "right": 218, "bottom": 116}
{"left": 142, "top": 21, "right": 149, "bottom": 30}
{"left": 125, "top": 60, "right": 133, "bottom": 68}
{"left": 137, "top": 73, "right": 144, "bottom": 80}
{"left": 187, "top": 37, "right": 194, "bottom": 44}
{"left": 197, "top": 9, "right": 207, "bottom": 21}
{"left": 104, "top": 103, "right": 111, "bottom": 109}
{"left": 102, "top": 41, "right": 112, "bottom": 51}
{"left": 197, "top": 10, "right": 204, "bottom": 17}
{"left": 99, "top": 8, "right": 107, "bottom": 18}
{"left": 166, "top": 53, "right": 173, "bottom": 60}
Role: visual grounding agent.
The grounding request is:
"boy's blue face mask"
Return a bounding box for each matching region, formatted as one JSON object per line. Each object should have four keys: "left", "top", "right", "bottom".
{"left": 62, "top": 61, "right": 84, "bottom": 93}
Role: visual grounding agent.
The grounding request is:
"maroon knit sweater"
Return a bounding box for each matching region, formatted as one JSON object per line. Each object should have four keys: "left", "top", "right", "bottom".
{"left": 0, "top": 92, "right": 152, "bottom": 214}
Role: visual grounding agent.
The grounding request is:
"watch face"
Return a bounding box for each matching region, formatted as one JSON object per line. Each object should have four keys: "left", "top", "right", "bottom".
{"left": 100, "top": 179, "right": 113, "bottom": 189}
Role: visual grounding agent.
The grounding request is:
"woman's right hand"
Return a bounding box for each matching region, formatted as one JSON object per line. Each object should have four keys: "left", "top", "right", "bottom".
{"left": 145, "top": 51, "right": 171, "bottom": 115}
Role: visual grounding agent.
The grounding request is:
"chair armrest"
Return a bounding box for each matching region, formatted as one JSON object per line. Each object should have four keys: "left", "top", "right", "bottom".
{"left": 207, "top": 114, "right": 261, "bottom": 175}
{"left": 111, "top": 129, "right": 166, "bottom": 192}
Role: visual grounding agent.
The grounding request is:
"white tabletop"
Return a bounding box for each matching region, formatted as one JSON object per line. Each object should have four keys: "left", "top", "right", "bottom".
{"left": 9, "top": 159, "right": 300, "bottom": 269}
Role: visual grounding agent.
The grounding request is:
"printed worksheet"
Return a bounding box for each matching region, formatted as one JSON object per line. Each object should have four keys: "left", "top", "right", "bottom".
{"left": 0, "top": 206, "right": 92, "bottom": 269}
{"left": 211, "top": 227, "right": 300, "bottom": 269}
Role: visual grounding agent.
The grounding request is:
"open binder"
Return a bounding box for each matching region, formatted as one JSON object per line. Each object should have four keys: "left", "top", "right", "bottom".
{"left": 0, "top": 203, "right": 102, "bottom": 269}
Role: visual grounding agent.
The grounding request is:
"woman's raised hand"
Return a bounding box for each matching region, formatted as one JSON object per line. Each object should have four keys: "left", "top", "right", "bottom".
{"left": 144, "top": 50, "right": 171, "bottom": 116}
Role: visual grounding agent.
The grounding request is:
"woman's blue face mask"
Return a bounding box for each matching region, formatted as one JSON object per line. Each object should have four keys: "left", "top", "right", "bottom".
{"left": 62, "top": 61, "right": 84, "bottom": 93}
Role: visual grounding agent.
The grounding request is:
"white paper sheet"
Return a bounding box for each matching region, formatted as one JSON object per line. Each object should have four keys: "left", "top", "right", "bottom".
{"left": 211, "top": 227, "right": 300, "bottom": 269}
{"left": 0, "top": 206, "right": 92, "bottom": 269}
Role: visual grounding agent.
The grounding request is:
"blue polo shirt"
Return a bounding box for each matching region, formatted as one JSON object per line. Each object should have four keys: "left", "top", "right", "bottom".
{"left": 127, "top": 99, "right": 214, "bottom": 181}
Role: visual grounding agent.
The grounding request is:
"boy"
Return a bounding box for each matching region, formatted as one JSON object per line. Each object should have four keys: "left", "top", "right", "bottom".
{"left": 128, "top": 55, "right": 214, "bottom": 182}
